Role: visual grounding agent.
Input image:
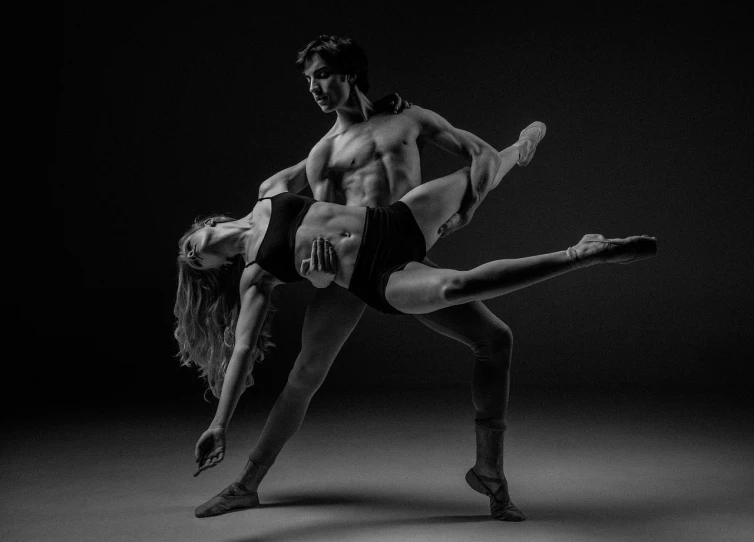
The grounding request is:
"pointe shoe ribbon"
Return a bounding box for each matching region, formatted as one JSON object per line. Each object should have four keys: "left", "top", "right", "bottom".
{"left": 568, "top": 234, "right": 657, "bottom": 268}
{"left": 465, "top": 468, "right": 526, "bottom": 521}
{"left": 194, "top": 482, "right": 260, "bottom": 518}
{"left": 516, "top": 121, "right": 547, "bottom": 167}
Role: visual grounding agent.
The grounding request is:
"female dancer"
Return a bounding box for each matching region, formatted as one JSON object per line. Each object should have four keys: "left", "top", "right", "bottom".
{"left": 175, "top": 160, "right": 656, "bottom": 502}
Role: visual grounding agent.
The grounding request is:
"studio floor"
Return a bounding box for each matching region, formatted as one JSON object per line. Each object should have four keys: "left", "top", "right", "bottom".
{"left": 2, "top": 387, "right": 752, "bottom": 542}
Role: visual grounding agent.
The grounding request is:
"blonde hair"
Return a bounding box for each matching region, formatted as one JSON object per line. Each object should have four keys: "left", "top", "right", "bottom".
{"left": 174, "top": 216, "right": 275, "bottom": 399}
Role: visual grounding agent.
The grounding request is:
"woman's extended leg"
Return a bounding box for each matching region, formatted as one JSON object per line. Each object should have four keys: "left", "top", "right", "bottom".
{"left": 402, "top": 122, "right": 545, "bottom": 249}
{"left": 385, "top": 235, "right": 657, "bottom": 314}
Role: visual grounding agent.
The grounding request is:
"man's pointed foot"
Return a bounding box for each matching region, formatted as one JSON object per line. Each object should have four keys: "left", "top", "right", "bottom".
{"left": 465, "top": 468, "right": 527, "bottom": 522}
{"left": 516, "top": 121, "right": 546, "bottom": 167}
{"left": 194, "top": 482, "right": 259, "bottom": 518}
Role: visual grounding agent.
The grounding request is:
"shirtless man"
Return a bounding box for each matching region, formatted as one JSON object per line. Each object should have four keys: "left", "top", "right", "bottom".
{"left": 194, "top": 35, "right": 545, "bottom": 522}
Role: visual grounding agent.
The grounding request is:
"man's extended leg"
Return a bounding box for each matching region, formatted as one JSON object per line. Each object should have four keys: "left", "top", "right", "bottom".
{"left": 414, "top": 298, "right": 526, "bottom": 522}
{"left": 195, "top": 285, "right": 365, "bottom": 518}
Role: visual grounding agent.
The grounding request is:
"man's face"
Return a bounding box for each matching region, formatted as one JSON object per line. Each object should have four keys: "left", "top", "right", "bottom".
{"left": 302, "top": 54, "right": 351, "bottom": 113}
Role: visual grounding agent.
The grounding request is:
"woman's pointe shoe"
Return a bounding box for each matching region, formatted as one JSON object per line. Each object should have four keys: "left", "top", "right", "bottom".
{"left": 567, "top": 234, "right": 658, "bottom": 268}
{"left": 516, "top": 121, "right": 547, "bottom": 167}
{"left": 465, "top": 468, "right": 527, "bottom": 522}
{"left": 194, "top": 482, "right": 259, "bottom": 518}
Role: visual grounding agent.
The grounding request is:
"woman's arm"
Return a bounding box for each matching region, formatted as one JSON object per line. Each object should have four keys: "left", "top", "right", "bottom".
{"left": 194, "top": 276, "right": 275, "bottom": 475}
{"left": 210, "top": 284, "right": 272, "bottom": 428}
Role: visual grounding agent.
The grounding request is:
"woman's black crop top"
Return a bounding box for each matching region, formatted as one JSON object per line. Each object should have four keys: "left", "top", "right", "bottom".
{"left": 245, "top": 192, "right": 317, "bottom": 282}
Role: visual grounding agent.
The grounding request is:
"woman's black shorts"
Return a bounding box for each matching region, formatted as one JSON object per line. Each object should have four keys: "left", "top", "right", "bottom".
{"left": 348, "top": 201, "right": 427, "bottom": 314}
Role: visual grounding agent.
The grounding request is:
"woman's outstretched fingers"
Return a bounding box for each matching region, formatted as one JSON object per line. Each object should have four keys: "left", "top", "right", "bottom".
{"left": 194, "top": 450, "right": 224, "bottom": 477}
{"left": 193, "top": 427, "right": 226, "bottom": 476}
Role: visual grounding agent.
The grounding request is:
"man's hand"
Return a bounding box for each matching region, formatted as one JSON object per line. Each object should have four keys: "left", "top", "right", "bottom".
{"left": 373, "top": 92, "right": 412, "bottom": 115}
{"left": 439, "top": 213, "right": 464, "bottom": 237}
{"left": 439, "top": 204, "right": 477, "bottom": 237}
{"left": 300, "top": 238, "right": 338, "bottom": 288}
{"left": 439, "top": 174, "right": 481, "bottom": 237}
{"left": 194, "top": 426, "right": 226, "bottom": 477}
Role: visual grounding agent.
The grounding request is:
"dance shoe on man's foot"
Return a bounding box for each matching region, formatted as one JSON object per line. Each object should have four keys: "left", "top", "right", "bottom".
{"left": 567, "top": 234, "right": 658, "bottom": 268}
{"left": 516, "top": 121, "right": 547, "bottom": 167}
{"left": 465, "top": 468, "right": 527, "bottom": 522}
{"left": 194, "top": 482, "right": 259, "bottom": 518}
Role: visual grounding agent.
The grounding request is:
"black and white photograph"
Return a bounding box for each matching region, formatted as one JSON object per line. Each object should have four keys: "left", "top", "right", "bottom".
{"left": 6, "top": 2, "right": 752, "bottom": 541}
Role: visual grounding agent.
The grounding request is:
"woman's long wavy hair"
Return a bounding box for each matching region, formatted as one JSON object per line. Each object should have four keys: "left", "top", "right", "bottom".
{"left": 174, "top": 214, "right": 276, "bottom": 400}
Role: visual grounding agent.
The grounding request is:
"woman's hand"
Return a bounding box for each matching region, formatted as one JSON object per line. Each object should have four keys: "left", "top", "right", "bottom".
{"left": 194, "top": 426, "right": 226, "bottom": 477}
{"left": 373, "top": 92, "right": 412, "bottom": 115}
{"left": 300, "top": 238, "right": 338, "bottom": 288}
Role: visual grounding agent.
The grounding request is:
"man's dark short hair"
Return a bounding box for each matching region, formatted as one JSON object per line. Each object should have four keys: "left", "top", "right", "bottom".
{"left": 295, "top": 35, "right": 370, "bottom": 93}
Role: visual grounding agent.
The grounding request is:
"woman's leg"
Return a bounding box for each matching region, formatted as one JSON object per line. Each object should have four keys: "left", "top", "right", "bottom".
{"left": 399, "top": 168, "right": 471, "bottom": 251}
{"left": 385, "top": 235, "right": 657, "bottom": 314}
{"left": 439, "top": 122, "right": 546, "bottom": 238}
{"left": 399, "top": 147, "right": 520, "bottom": 251}
{"left": 400, "top": 123, "right": 544, "bottom": 250}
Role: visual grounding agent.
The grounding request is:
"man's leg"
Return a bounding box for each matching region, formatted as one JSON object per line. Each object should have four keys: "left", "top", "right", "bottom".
{"left": 195, "top": 285, "right": 365, "bottom": 518}
{"left": 414, "top": 297, "right": 526, "bottom": 522}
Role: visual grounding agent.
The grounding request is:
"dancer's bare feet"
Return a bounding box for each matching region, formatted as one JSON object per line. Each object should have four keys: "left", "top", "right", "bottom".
{"left": 568, "top": 234, "right": 657, "bottom": 268}
{"left": 514, "top": 121, "right": 546, "bottom": 167}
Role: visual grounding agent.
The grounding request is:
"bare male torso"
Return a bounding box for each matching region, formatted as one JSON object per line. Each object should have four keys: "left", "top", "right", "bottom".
{"left": 258, "top": 99, "right": 499, "bottom": 236}
{"left": 306, "top": 107, "right": 427, "bottom": 207}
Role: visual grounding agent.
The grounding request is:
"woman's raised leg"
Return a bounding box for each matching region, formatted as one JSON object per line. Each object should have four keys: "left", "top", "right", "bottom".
{"left": 401, "top": 122, "right": 546, "bottom": 250}
{"left": 385, "top": 235, "right": 657, "bottom": 314}
{"left": 399, "top": 167, "right": 472, "bottom": 251}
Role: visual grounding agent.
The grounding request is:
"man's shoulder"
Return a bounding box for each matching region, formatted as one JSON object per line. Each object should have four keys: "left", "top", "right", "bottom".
{"left": 400, "top": 103, "right": 436, "bottom": 120}
{"left": 366, "top": 101, "right": 431, "bottom": 128}
{"left": 309, "top": 131, "right": 335, "bottom": 156}
{"left": 398, "top": 105, "right": 454, "bottom": 135}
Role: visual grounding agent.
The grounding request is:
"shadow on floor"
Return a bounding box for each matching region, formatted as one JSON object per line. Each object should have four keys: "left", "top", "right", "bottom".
{"left": 224, "top": 514, "right": 492, "bottom": 542}
{"left": 218, "top": 488, "right": 753, "bottom": 542}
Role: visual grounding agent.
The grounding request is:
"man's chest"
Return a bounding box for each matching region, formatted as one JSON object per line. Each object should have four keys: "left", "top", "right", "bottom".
{"left": 327, "top": 117, "right": 418, "bottom": 171}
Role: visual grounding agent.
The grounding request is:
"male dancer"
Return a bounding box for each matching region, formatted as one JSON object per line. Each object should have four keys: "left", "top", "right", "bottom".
{"left": 194, "top": 35, "right": 545, "bottom": 522}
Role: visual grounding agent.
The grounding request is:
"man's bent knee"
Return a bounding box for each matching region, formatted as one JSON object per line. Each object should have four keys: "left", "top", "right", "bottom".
{"left": 471, "top": 321, "right": 513, "bottom": 368}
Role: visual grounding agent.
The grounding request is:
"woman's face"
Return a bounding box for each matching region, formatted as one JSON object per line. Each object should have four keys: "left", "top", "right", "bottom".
{"left": 185, "top": 220, "right": 227, "bottom": 270}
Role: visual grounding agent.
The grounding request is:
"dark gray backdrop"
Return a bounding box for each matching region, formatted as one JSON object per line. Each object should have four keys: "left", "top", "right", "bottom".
{"left": 33, "top": 2, "right": 752, "bottom": 407}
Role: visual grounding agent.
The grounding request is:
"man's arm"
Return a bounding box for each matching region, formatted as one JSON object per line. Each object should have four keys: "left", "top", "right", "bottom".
{"left": 409, "top": 106, "right": 503, "bottom": 236}
{"left": 257, "top": 158, "right": 308, "bottom": 198}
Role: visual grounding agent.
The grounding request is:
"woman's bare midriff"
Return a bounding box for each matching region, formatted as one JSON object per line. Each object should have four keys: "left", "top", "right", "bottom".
{"left": 294, "top": 202, "right": 366, "bottom": 288}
